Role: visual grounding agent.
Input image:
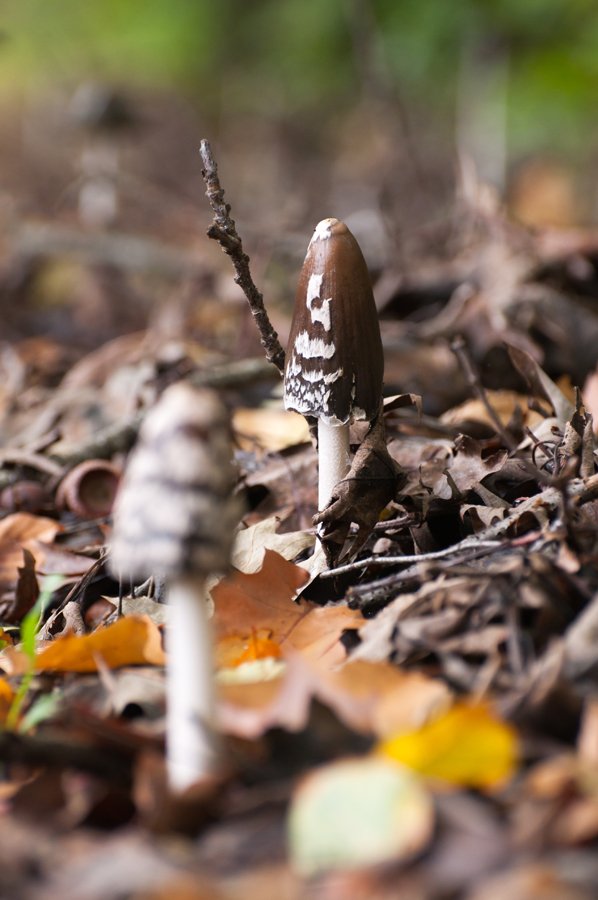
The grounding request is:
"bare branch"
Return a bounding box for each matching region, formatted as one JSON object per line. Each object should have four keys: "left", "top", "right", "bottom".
{"left": 199, "top": 140, "right": 286, "bottom": 374}
{"left": 41, "top": 357, "right": 276, "bottom": 472}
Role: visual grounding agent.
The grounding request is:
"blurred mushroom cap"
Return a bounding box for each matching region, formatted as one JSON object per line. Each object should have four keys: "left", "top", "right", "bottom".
{"left": 110, "top": 383, "right": 243, "bottom": 581}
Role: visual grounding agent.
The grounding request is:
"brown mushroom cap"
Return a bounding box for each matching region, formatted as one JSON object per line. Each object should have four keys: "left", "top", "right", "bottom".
{"left": 110, "top": 383, "right": 242, "bottom": 580}
{"left": 284, "top": 218, "right": 384, "bottom": 426}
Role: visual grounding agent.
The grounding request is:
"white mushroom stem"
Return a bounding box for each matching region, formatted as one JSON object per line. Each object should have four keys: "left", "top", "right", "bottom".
{"left": 317, "top": 420, "right": 351, "bottom": 510}
{"left": 166, "top": 575, "right": 218, "bottom": 792}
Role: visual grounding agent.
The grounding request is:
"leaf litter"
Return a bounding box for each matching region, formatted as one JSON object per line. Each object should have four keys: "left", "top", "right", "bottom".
{"left": 4, "top": 143, "right": 598, "bottom": 899}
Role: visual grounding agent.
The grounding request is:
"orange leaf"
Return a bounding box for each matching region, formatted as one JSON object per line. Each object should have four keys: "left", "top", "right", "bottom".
{"left": 321, "top": 661, "right": 452, "bottom": 737}
{"left": 0, "top": 513, "right": 63, "bottom": 592}
{"left": 218, "top": 656, "right": 451, "bottom": 741}
{"left": 379, "top": 702, "right": 518, "bottom": 789}
{"left": 217, "top": 629, "right": 283, "bottom": 668}
{"left": 212, "top": 550, "right": 363, "bottom": 667}
{"left": 0, "top": 676, "right": 14, "bottom": 722}
{"left": 33, "top": 615, "right": 166, "bottom": 673}
{"left": 0, "top": 513, "right": 61, "bottom": 545}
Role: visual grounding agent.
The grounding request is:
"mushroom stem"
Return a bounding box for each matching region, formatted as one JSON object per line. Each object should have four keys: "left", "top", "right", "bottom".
{"left": 317, "top": 420, "right": 351, "bottom": 510}
{"left": 166, "top": 575, "right": 218, "bottom": 791}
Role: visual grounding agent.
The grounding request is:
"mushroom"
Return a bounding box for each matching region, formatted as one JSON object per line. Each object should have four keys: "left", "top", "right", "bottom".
{"left": 110, "top": 382, "right": 242, "bottom": 791}
{"left": 284, "top": 217, "right": 384, "bottom": 509}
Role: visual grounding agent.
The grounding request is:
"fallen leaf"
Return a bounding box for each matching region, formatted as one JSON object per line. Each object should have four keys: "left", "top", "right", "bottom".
{"left": 0, "top": 513, "right": 63, "bottom": 593}
{"left": 379, "top": 702, "right": 518, "bottom": 789}
{"left": 120, "top": 596, "right": 169, "bottom": 626}
{"left": 441, "top": 390, "right": 543, "bottom": 431}
{"left": 216, "top": 657, "right": 286, "bottom": 685}
{"left": 217, "top": 655, "right": 449, "bottom": 741}
{"left": 314, "top": 414, "right": 403, "bottom": 565}
{"left": 28, "top": 542, "right": 98, "bottom": 577}
{"left": 3, "top": 615, "right": 166, "bottom": 674}
{"left": 448, "top": 435, "right": 508, "bottom": 494}
{"left": 212, "top": 550, "right": 363, "bottom": 667}
{"left": 326, "top": 662, "right": 452, "bottom": 738}
{"left": 0, "top": 677, "right": 15, "bottom": 722}
{"left": 0, "top": 513, "right": 61, "bottom": 545}
{"left": 507, "top": 344, "right": 575, "bottom": 426}
{"left": 232, "top": 516, "right": 314, "bottom": 573}
{"left": 5, "top": 548, "right": 39, "bottom": 623}
{"left": 233, "top": 407, "right": 310, "bottom": 451}
{"left": 216, "top": 629, "right": 283, "bottom": 668}
{"left": 288, "top": 756, "right": 434, "bottom": 876}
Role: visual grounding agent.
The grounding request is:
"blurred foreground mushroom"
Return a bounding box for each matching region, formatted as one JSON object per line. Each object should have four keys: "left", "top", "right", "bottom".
{"left": 284, "top": 218, "right": 384, "bottom": 510}
{"left": 110, "top": 382, "right": 243, "bottom": 791}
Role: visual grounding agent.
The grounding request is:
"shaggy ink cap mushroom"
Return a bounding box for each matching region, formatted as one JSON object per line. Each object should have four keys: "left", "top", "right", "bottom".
{"left": 284, "top": 217, "right": 383, "bottom": 427}
{"left": 109, "top": 382, "right": 243, "bottom": 792}
{"left": 110, "top": 382, "right": 241, "bottom": 581}
{"left": 284, "top": 217, "right": 384, "bottom": 510}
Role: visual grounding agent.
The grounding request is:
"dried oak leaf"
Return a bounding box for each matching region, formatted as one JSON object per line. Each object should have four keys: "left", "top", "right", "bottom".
{"left": 212, "top": 549, "right": 362, "bottom": 667}
{"left": 449, "top": 435, "right": 508, "bottom": 494}
{"left": 0, "top": 513, "right": 61, "bottom": 593}
{"left": 6, "top": 548, "right": 40, "bottom": 624}
{"left": 440, "top": 390, "right": 543, "bottom": 432}
{"left": 232, "top": 515, "right": 315, "bottom": 573}
{"left": 314, "top": 415, "right": 405, "bottom": 564}
{"left": 0, "top": 513, "right": 93, "bottom": 614}
{"left": 315, "top": 660, "right": 451, "bottom": 738}
{"left": 507, "top": 343, "right": 575, "bottom": 426}
{"left": 233, "top": 407, "right": 310, "bottom": 452}
{"left": 217, "top": 656, "right": 451, "bottom": 740}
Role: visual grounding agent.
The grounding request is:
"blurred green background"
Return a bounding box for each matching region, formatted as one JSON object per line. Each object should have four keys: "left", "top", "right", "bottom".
{"left": 2, "top": 0, "right": 598, "bottom": 232}
{"left": 2, "top": 0, "right": 598, "bottom": 399}
{"left": 5, "top": 0, "right": 598, "bottom": 150}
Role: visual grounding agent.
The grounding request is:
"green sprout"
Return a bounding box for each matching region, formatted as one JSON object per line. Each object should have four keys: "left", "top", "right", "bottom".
{"left": 5, "top": 574, "right": 64, "bottom": 732}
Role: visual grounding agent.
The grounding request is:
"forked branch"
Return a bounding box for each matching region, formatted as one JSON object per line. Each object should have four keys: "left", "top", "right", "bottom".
{"left": 199, "top": 140, "right": 285, "bottom": 374}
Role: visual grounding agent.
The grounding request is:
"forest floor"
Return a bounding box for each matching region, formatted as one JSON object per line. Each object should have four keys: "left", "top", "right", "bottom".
{"left": 2, "top": 91, "right": 598, "bottom": 899}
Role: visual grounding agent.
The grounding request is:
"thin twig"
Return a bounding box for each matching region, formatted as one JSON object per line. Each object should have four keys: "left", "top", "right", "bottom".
{"left": 199, "top": 140, "right": 286, "bottom": 374}
{"left": 0, "top": 450, "right": 64, "bottom": 479}
{"left": 450, "top": 335, "right": 558, "bottom": 488}
{"left": 451, "top": 335, "right": 517, "bottom": 451}
{"left": 17, "top": 223, "right": 204, "bottom": 279}
{"left": 320, "top": 539, "right": 503, "bottom": 578}
{"left": 335, "top": 472, "right": 598, "bottom": 582}
{"left": 45, "top": 357, "right": 277, "bottom": 469}
{"left": 38, "top": 552, "right": 107, "bottom": 640}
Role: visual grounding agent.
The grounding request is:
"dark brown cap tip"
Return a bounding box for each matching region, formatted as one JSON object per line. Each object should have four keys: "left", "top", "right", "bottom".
{"left": 284, "top": 218, "right": 383, "bottom": 425}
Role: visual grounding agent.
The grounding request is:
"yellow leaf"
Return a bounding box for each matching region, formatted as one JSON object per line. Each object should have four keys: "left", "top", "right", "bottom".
{"left": 34, "top": 615, "right": 166, "bottom": 673}
{"left": 378, "top": 702, "right": 518, "bottom": 789}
